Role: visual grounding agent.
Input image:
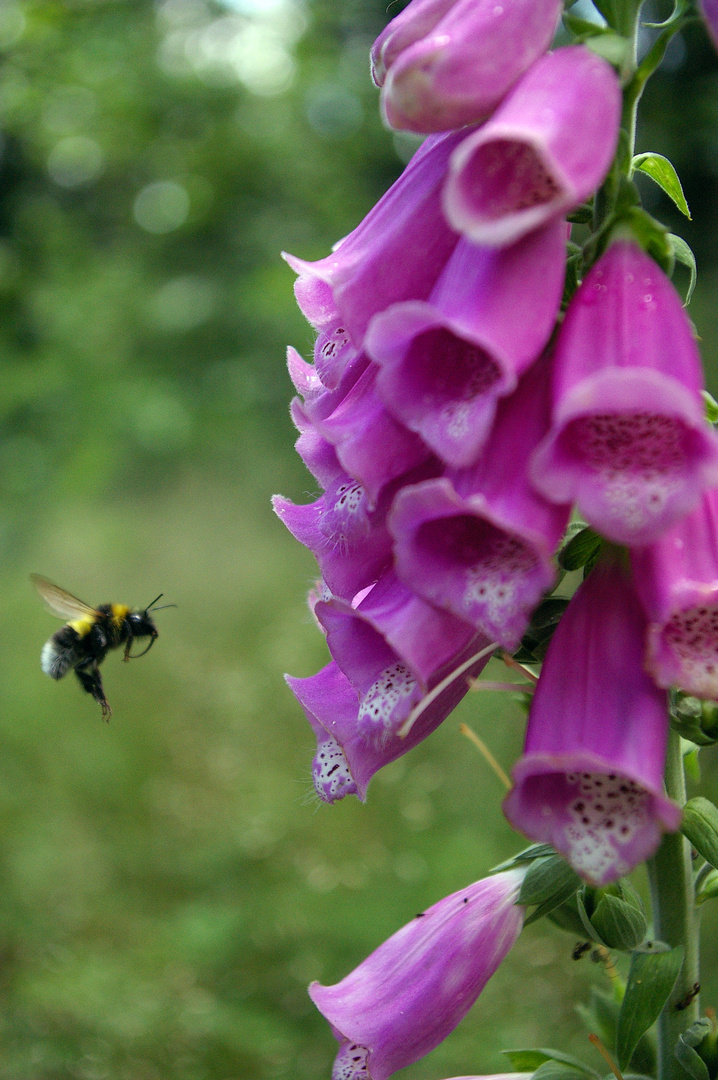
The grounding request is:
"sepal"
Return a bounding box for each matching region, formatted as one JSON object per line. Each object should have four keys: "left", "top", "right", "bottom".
{"left": 681, "top": 797, "right": 718, "bottom": 869}
{"left": 578, "top": 882, "right": 647, "bottom": 952}
{"left": 696, "top": 868, "right": 718, "bottom": 905}
{"left": 518, "top": 853, "right": 582, "bottom": 925}
{"left": 671, "top": 694, "right": 718, "bottom": 748}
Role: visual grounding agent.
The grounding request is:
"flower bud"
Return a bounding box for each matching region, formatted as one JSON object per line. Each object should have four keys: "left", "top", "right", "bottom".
{"left": 377, "top": 0, "right": 562, "bottom": 134}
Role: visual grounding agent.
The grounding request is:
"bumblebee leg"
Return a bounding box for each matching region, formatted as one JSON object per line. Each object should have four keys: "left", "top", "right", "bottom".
{"left": 74, "top": 662, "right": 112, "bottom": 721}
{"left": 123, "top": 631, "right": 133, "bottom": 662}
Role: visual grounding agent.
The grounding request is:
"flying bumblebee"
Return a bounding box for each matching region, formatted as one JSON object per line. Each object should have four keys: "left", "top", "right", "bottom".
{"left": 32, "top": 575, "right": 172, "bottom": 719}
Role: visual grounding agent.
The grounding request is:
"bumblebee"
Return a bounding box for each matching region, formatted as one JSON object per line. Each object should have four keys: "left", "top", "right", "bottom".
{"left": 32, "top": 575, "right": 171, "bottom": 719}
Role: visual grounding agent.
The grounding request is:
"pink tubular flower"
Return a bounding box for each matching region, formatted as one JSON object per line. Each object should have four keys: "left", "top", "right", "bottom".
{"left": 309, "top": 869, "right": 526, "bottom": 1080}
{"left": 389, "top": 353, "right": 571, "bottom": 649}
{"left": 365, "top": 219, "right": 567, "bottom": 468}
{"left": 503, "top": 555, "right": 682, "bottom": 886}
{"left": 631, "top": 487, "right": 718, "bottom": 699}
{"left": 530, "top": 239, "right": 718, "bottom": 545}
{"left": 283, "top": 130, "right": 467, "bottom": 348}
{"left": 376, "top": 0, "right": 562, "bottom": 134}
{"left": 287, "top": 637, "right": 492, "bottom": 802}
{"left": 443, "top": 46, "right": 621, "bottom": 247}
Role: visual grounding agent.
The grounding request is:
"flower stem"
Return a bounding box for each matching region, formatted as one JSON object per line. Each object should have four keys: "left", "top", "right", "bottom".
{"left": 647, "top": 730, "right": 700, "bottom": 1080}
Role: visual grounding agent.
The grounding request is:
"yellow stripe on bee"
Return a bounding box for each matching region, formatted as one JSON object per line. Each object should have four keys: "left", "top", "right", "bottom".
{"left": 111, "top": 604, "right": 130, "bottom": 629}
{"left": 68, "top": 617, "right": 95, "bottom": 638}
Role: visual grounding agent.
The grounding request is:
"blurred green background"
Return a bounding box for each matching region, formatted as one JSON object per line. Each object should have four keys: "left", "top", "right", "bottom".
{"left": 2, "top": 1, "right": 718, "bottom": 1078}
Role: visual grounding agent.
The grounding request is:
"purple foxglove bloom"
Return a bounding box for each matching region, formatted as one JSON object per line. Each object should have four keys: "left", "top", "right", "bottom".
{"left": 313, "top": 363, "right": 433, "bottom": 505}
{"left": 378, "top": 0, "right": 562, "bottom": 134}
{"left": 284, "top": 129, "right": 467, "bottom": 348}
{"left": 389, "top": 354, "right": 570, "bottom": 649}
{"left": 443, "top": 46, "right": 621, "bottom": 247}
{"left": 365, "top": 219, "right": 566, "bottom": 467}
{"left": 701, "top": 1, "right": 718, "bottom": 50}
{"left": 503, "top": 556, "right": 682, "bottom": 886}
{"left": 530, "top": 240, "right": 718, "bottom": 545}
{"left": 272, "top": 471, "right": 393, "bottom": 601}
{"left": 631, "top": 487, "right": 718, "bottom": 699}
{"left": 319, "top": 565, "right": 481, "bottom": 691}
{"left": 309, "top": 869, "right": 526, "bottom": 1080}
{"left": 288, "top": 638, "right": 492, "bottom": 803}
{"left": 287, "top": 344, "right": 369, "bottom": 424}
{"left": 315, "top": 569, "right": 482, "bottom": 746}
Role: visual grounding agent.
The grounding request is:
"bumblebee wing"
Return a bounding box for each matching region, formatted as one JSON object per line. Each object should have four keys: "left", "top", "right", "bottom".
{"left": 31, "top": 575, "right": 100, "bottom": 620}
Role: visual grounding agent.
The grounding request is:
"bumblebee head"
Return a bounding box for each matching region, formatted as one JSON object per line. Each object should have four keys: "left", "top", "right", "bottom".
{"left": 126, "top": 594, "right": 175, "bottom": 658}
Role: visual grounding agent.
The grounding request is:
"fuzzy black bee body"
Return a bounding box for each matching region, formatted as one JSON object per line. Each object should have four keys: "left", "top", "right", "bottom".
{"left": 33, "top": 576, "right": 165, "bottom": 719}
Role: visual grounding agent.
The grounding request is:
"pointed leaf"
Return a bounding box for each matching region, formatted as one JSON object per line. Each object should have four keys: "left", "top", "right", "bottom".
{"left": 681, "top": 797, "right": 718, "bottom": 868}
{"left": 491, "top": 843, "right": 557, "bottom": 873}
{"left": 633, "top": 154, "right": 691, "bottom": 219}
{"left": 616, "top": 946, "right": 684, "bottom": 1070}
{"left": 669, "top": 234, "right": 697, "bottom": 306}
{"left": 704, "top": 392, "right": 718, "bottom": 426}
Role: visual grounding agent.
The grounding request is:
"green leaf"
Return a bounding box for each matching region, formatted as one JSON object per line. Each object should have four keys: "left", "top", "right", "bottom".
{"left": 518, "top": 855, "right": 582, "bottom": 925}
{"left": 590, "top": 894, "right": 647, "bottom": 952}
{"left": 675, "top": 1020, "right": 712, "bottom": 1080}
{"left": 503, "top": 1049, "right": 598, "bottom": 1076}
{"left": 681, "top": 797, "right": 718, "bottom": 868}
{"left": 696, "top": 867, "right": 718, "bottom": 904}
{"left": 669, "top": 234, "right": 697, "bottom": 305}
{"left": 563, "top": 13, "right": 612, "bottom": 38}
{"left": 616, "top": 946, "right": 684, "bottom": 1070}
{"left": 633, "top": 154, "right": 691, "bottom": 219}
{"left": 558, "top": 526, "right": 602, "bottom": 571}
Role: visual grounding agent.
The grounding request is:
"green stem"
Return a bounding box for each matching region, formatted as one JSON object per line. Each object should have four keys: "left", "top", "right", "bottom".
{"left": 647, "top": 731, "right": 700, "bottom": 1080}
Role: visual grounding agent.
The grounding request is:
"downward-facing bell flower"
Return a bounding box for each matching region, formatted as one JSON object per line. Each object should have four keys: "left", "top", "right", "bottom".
{"left": 288, "top": 635, "right": 491, "bottom": 803}
{"left": 365, "top": 219, "right": 566, "bottom": 468}
{"left": 389, "top": 353, "right": 570, "bottom": 649}
{"left": 531, "top": 239, "right": 718, "bottom": 545}
{"left": 503, "top": 555, "right": 682, "bottom": 885}
{"left": 376, "top": 0, "right": 562, "bottom": 134}
{"left": 284, "top": 129, "right": 466, "bottom": 349}
{"left": 309, "top": 869, "right": 526, "bottom": 1080}
{"left": 632, "top": 487, "right": 718, "bottom": 699}
{"left": 443, "top": 46, "right": 621, "bottom": 247}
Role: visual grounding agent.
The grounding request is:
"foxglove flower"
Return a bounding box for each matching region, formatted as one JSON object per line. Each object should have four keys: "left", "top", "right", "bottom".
{"left": 531, "top": 239, "right": 718, "bottom": 545}
{"left": 284, "top": 129, "right": 467, "bottom": 348}
{"left": 376, "top": 0, "right": 562, "bottom": 134}
{"left": 288, "top": 637, "right": 492, "bottom": 802}
{"left": 317, "top": 570, "right": 481, "bottom": 695}
{"left": 632, "top": 487, "right": 718, "bottom": 699}
{"left": 309, "top": 869, "right": 526, "bottom": 1080}
{"left": 443, "top": 46, "right": 621, "bottom": 247}
{"left": 503, "top": 555, "right": 682, "bottom": 885}
{"left": 365, "top": 221, "right": 566, "bottom": 468}
{"left": 389, "top": 354, "right": 570, "bottom": 649}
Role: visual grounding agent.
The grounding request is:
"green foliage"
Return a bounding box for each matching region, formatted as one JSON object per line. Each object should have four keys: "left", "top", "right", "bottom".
{"left": 681, "top": 797, "right": 718, "bottom": 868}
{"left": 616, "top": 946, "right": 684, "bottom": 1070}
